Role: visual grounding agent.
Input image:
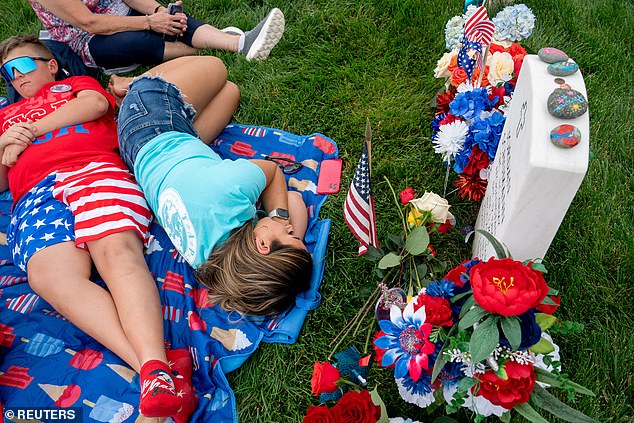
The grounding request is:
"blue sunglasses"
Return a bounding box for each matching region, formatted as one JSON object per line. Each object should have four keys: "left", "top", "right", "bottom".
{"left": 1, "top": 56, "right": 52, "bottom": 82}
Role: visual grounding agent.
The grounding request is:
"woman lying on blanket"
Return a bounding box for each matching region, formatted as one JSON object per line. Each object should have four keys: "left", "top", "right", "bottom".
{"left": 0, "top": 35, "right": 189, "bottom": 419}
{"left": 108, "top": 55, "right": 313, "bottom": 316}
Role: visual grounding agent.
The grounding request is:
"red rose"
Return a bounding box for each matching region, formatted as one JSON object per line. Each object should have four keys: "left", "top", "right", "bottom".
{"left": 489, "top": 85, "right": 507, "bottom": 107}
{"left": 513, "top": 54, "right": 526, "bottom": 81}
{"left": 330, "top": 390, "right": 381, "bottom": 423}
{"left": 427, "top": 244, "right": 437, "bottom": 257}
{"left": 450, "top": 68, "right": 468, "bottom": 87}
{"left": 302, "top": 405, "right": 336, "bottom": 423}
{"left": 473, "top": 361, "right": 536, "bottom": 409}
{"left": 507, "top": 43, "right": 527, "bottom": 57}
{"left": 470, "top": 258, "right": 549, "bottom": 316}
{"left": 311, "top": 362, "right": 341, "bottom": 396}
{"left": 536, "top": 295, "right": 561, "bottom": 315}
{"left": 399, "top": 188, "right": 416, "bottom": 205}
{"left": 436, "top": 219, "right": 453, "bottom": 235}
{"left": 413, "top": 294, "right": 454, "bottom": 327}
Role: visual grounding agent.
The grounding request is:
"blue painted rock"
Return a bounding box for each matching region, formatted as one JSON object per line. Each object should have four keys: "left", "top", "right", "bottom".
{"left": 547, "top": 88, "right": 588, "bottom": 119}
{"left": 538, "top": 47, "right": 568, "bottom": 64}
{"left": 547, "top": 61, "right": 579, "bottom": 76}
{"left": 550, "top": 124, "right": 581, "bottom": 148}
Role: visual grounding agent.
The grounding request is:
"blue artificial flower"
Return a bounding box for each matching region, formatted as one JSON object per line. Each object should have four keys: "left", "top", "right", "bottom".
{"left": 492, "top": 4, "right": 536, "bottom": 42}
{"left": 399, "top": 369, "right": 435, "bottom": 397}
{"left": 439, "top": 361, "right": 464, "bottom": 387}
{"left": 375, "top": 302, "right": 437, "bottom": 382}
{"left": 426, "top": 279, "right": 456, "bottom": 298}
{"left": 450, "top": 88, "right": 493, "bottom": 120}
{"left": 431, "top": 112, "right": 448, "bottom": 133}
{"left": 453, "top": 144, "right": 472, "bottom": 174}
{"left": 499, "top": 309, "right": 542, "bottom": 350}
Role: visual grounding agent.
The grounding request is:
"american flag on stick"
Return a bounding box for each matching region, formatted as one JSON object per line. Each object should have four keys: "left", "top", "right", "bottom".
{"left": 343, "top": 119, "right": 378, "bottom": 255}
{"left": 464, "top": 6, "right": 495, "bottom": 45}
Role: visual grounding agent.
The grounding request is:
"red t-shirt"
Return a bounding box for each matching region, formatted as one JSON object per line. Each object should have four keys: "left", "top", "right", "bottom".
{"left": 0, "top": 76, "right": 124, "bottom": 202}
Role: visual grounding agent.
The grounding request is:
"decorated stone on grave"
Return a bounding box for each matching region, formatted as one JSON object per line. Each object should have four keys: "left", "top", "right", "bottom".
{"left": 547, "top": 60, "right": 579, "bottom": 76}
{"left": 550, "top": 124, "right": 581, "bottom": 148}
{"left": 537, "top": 47, "right": 568, "bottom": 63}
{"left": 547, "top": 80, "right": 588, "bottom": 119}
{"left": 473, "top": 55, "right": 589, "bottom": 261}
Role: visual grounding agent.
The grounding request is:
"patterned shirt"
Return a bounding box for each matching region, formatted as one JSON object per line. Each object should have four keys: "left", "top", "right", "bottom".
{"left": 30, "top": 0, "right": 131, "bottom": 68}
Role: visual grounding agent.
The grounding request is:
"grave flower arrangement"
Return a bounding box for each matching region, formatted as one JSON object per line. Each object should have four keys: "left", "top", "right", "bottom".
{"left": 431, "top": 4, "right": 535, "bottom": 202}
{"left": 372, "top": 232, "right": 598, "bottom": 422}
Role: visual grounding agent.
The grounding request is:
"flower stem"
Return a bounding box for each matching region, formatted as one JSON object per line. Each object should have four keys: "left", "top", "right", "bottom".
{"left": 383, "top": 176, "right": 408, "bottom": 236}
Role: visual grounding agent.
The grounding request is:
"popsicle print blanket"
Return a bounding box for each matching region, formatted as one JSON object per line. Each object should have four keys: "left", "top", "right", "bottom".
{"left": 0, "top": 124, "right": 337, "bottom": 422}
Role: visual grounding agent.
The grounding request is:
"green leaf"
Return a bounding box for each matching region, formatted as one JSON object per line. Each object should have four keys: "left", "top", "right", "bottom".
{"left": 499, "top": 412, "right": 511, "bottom": 423}
{"left": 416, "top": 262, "right": 428, "bottom": 279}
{"left": 458, "top": 305, "right": 487, "bottom": 331}
{"left": 500, "top": 316, "right": 521, "bottom": 350}
{"left": 451, "top": 290, "right": 473, "bottom": 304}
{"left": 529, "top": 337, "right": 555, "bottom": 354}
{"left": 466, "top": 229, "right": 510, "bottom": 259}
{"left": 469, "top": 316, "right": 499, "bottom": 363}
{"left": 432, "top": 417, "right": 460, "bottom": 423}
{"left": 378, "top": 252, "right": 402, "bottom": 269}
{"left": 535, "top": 313, "right": 558, "bottom": 331}
{"left": 387, "top": 233, "right": 405, "bottom": 249}
{"left": 548, "top": 286, "right": 559, "bottom": 296}
{"left": 534, "top": 367, "right": 595, "bottom": 396}
{"left": 431, "top": 323, "right": 458, "bottom": 383}
{"left": 514, "top": 402, "right": 550, "bottom": 423}
{"left": 364, "top": 245, "right": 385, "bottom": 262}
{"left": 457, "top": 376, "right": 477, "bottom": 391}
{"left": 405, "top": 226, "right": 430, "bottom": 256}
{"left": 370, "top": 387, "right": 389, "bottom": 423}
{"left": 494, "top": 365, "right": 508, "bottom": 380}
{"left": 459, "top": 295, "right": 476, "bottom": 318}
{"left": 531, "top": 261, "right": 548, "bottom": 274}
{"left": 431, "top": 260, "right": 448, "bottom": 274}
{"left": 541, "top": 296, "right": 558, "bottom": 306}
{"left": 531, "top": 384, "right": 601, "bottom": 423}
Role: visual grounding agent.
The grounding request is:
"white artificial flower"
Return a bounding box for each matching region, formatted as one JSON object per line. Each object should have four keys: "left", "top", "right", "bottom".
{"left": 396, "top": 378, "right": 436, "bottom": 408}
{"left": 433, "top": 120, "right": 469, "bottom": 162}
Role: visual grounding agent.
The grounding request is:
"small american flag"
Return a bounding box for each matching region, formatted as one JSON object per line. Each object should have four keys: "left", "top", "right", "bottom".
{"left": 343, "top": 120, "right": 378, "bottom": 255}
{"left": 464, "top": 6, "right": 495, "bottom": 45}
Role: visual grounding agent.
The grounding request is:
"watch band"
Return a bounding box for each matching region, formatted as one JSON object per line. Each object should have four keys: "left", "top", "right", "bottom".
{"left": 268, "top": 208, "right": 289, "bottom": 220}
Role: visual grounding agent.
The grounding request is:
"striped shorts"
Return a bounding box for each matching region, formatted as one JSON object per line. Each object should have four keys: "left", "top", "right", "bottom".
{"left": 7, "top": 162, "right": 152, "bottom": 271}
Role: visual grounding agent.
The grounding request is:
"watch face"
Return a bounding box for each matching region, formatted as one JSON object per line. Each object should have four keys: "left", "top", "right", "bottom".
{"left": 271, "top": 208, "right": 289, "bottom": 219}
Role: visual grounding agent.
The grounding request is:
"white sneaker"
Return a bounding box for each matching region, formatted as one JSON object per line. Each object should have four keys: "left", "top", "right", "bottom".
{"left": 241, "top": 8, "right": 285, "bottom": 61}
{"left": 221, "top": 26, "right": 245, "bottom": 37}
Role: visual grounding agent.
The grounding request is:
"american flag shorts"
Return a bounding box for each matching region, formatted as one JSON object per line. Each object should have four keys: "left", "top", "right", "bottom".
{"left": 7, "top": 162, "right": 152, "bottom": 271}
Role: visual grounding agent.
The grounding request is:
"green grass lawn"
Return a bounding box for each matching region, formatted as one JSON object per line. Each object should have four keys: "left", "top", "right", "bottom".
{"left": 1, "top": 0, "right": 632, "bottom": 421}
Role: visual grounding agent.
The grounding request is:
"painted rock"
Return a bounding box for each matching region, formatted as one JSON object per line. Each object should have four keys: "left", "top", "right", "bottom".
{"left": 547, "top": 61, "right": 579, "bottom": 76}
{"left": 547, "top": 88, "right": 588, "bottom": 119}
{"left": 550, "top": 124, "right": 581, "bottom": 148}
{"left": 538, "top": 47, "right": 568, "bottom": 64}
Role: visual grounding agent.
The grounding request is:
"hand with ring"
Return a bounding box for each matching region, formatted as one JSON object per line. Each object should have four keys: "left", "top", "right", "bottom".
{"left": 147, "top": 9, "right": 187, "bottom": 35}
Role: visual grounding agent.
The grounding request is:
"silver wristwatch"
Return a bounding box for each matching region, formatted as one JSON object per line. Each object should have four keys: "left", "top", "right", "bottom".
{"left": 268, "top": 208, "right": 289, "bottom": 220}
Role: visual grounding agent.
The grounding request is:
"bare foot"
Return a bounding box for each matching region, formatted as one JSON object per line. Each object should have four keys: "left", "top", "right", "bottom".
{"left": 107, "top": 75, "right": 131, "bottom": 107}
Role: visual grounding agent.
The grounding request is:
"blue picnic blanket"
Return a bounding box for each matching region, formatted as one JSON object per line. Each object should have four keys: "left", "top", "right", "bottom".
{"left": 0, "top": 124, "right": 338, "bottom": 422}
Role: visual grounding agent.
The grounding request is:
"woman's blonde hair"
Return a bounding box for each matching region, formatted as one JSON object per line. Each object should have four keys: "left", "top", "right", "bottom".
{"left": 196, "top": 222, "right": 313, "bottom": 315}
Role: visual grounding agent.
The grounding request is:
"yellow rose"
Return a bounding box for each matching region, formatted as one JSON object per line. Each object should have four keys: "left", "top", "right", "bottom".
{"left": 434, "top": 51, "right": 457, "bottom": 78}
{"left": 487, "top": 51, "right": 514, "bottom": 86}
{"left": 410, "top": 191, "right": 452, "bottom": 224}
{"left": 407, "top": 208, "right": 424, "bottom": 227}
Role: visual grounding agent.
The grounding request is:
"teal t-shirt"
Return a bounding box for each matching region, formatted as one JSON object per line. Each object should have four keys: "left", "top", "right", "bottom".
{"left": 134, "top": 131, "right": 266, "bottom": 267}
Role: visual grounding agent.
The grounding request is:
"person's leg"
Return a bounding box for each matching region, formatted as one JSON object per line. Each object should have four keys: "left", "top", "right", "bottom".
{"left": 26, "top": 242, "right": 140, "bottom": 370}
{"left": 87, "top": 231, "right": 181, "bottom": 417}
{"left": 110, "top": 56, "right": 240, "bottom": 142}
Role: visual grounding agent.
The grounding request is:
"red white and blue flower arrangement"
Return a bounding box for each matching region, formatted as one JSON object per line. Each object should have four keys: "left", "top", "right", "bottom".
{"left": 371, "top": 232, "right": 598, "bottom": 422}
{"left": 431, "top": 4, "right": 535, "bottom": 202}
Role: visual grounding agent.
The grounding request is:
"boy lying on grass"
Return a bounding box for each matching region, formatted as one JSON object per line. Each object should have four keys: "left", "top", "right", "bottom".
{"left": 0, "top": 34, "right": 188, "bottom": 419}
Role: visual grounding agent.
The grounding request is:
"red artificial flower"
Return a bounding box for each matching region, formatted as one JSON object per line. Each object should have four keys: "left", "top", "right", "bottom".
{"left": 399, "top": 188, "right": 416, "bottom": 205}
{"left": 330, "top": 390, "right": 381, "bottom": 423}
{"left": 489, "top": 85, "right": 507, "bottom": 107}
{"left": 513, "top": 54, "right": 526, "bottom": 81}
{"left": 311, "top": 362, "right": 341, "bottom": 396}
{"left": 439, "top": 114, "right": 459, "bottom": 125}
{"left": 372, "top": 331, "right": 393, "bottom": 368}
{"left": 471, "top": 66, "right": 490, "bottom": 87}
{"left": 450, "top": 68, "right": 469, "bottom": 87}
{"left": 427, "top": 244, "right": 437, "bottom": 257}
{"left": 507, "top": 43, "right": 527, "bottom": 57}
{"left": 436, "top": 218, "right": 453, "bottom": 235}
{"left": 444, "top": 260, "right": 471, "bottom": 287}
{"left": 470, "top": 258, "right": 549, "bottom": 316}
{"left": 462, "top": 146, "right": 490, "bottom": 175}
{"left": 489, "top": 43, "right": 505, "bottom": 54}
{"left": 473, "top": 361, "right": 536, "bottom": 409}
{"left": 302, "top": 405, "right": 336, "bottom": 423}
{"left": 448, "top": 54, "right": 459, "bottom": 71}
{"left": 436, "top": 90, "right": 455, "bottom": 113}
{"left": 413, "top": 294, "right": 454, "bottom": 327}
{"left": 454, "top": 173, "right": 488, "bottom": 202}
{"left": 536, "top": 295, "right": 561, "bottom": 315}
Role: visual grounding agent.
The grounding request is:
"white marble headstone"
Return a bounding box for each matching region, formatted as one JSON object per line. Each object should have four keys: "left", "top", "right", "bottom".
{"left": 472, "top": 55, "right": 589, "bottom": 261}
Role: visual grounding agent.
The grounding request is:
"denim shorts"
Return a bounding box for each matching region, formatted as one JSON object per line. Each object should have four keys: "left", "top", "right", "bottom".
{"left": 118, "top": 77, "right": 198, "bottom": 170}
